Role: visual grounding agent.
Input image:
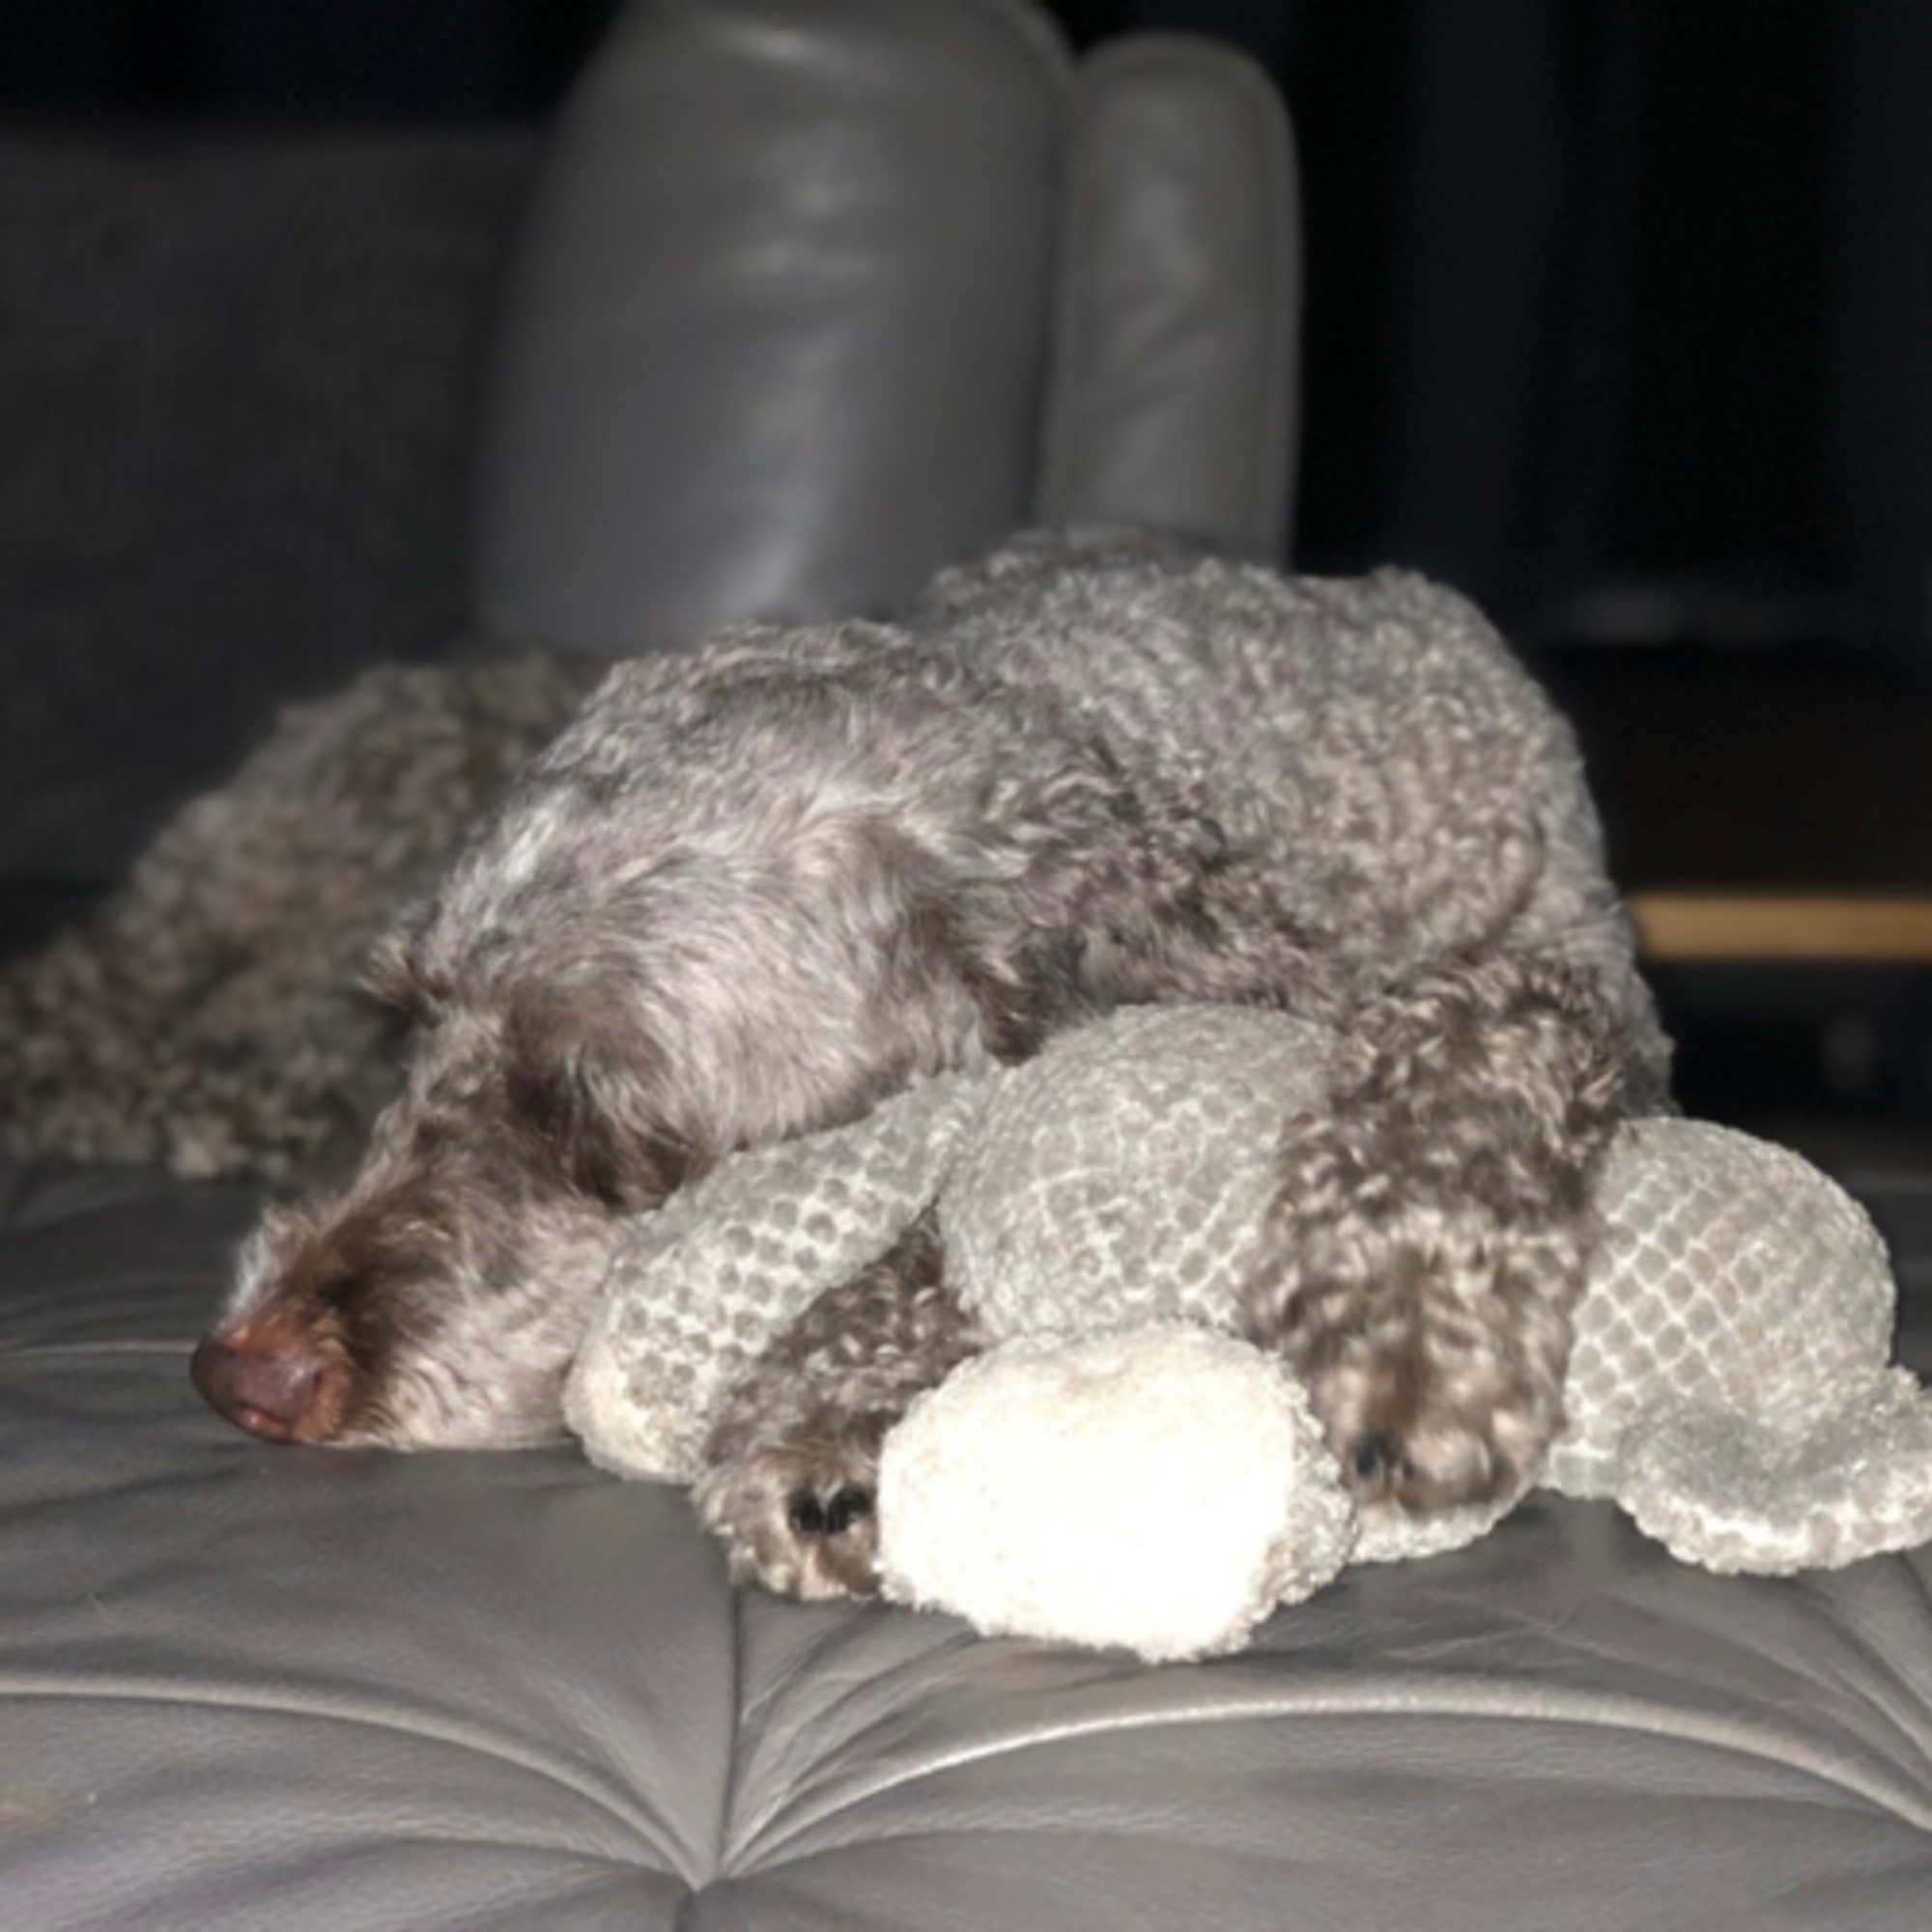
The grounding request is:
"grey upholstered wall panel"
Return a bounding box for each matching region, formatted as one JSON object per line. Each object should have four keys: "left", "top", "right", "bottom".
{"left": 472, "top": 0, "right": 1070, "bottom": 659}
{"left": 1034, "top": 35, "right": 1301, "bottom": 564}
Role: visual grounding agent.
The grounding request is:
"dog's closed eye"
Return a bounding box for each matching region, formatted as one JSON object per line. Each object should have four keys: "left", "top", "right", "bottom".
{"left": 502, "top": 987, "right": 703, "bottom": 1212}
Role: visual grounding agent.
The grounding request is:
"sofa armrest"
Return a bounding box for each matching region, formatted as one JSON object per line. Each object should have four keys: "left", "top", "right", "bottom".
{"left": 1034, "top": 35, "right": 1300, "bottom": 557}
{"left": 471, "top": 0, "right": 1302, "bottom": 661}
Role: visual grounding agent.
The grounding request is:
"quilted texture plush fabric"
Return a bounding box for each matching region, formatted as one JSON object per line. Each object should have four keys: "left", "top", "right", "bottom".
{"left": 1559, "top": 1122, "right": 1895, "bottom": 1483}
{"left": 1549, "top": 1119, "right": 1929, "bottom": 1573}
{"left": 570, "top": 1009, "right": 1329, "bottom": 1485}
{"left": 944, "top": 1007, "right": 1331, "bottom": 1335}
{"left": 573, "top": 1006, "right": 1932, "bottom": 1628}
{"left": 567, "top": 1073, "right": 992, "bottom": 1480}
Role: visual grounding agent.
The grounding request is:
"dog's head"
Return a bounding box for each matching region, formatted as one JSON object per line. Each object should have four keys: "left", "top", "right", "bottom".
{"left": 188, "top": 631, "right": 1135, "bottom": 1449}
{"left": 190, "top": 936, "right": 709, "bottom": 1448}
{"left": 190, "top": 699, "right": 1007, "bottom": 1448}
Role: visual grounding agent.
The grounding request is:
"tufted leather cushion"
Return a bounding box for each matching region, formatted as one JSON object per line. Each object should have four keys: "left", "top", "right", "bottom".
{"left": 4, "top": 1156, "right": 1931, "bottom": 1929}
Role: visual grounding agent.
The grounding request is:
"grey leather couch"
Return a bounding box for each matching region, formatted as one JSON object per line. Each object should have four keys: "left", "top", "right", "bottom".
{"left": 5, "top": 4, "right": 1931, "bottom": 1927}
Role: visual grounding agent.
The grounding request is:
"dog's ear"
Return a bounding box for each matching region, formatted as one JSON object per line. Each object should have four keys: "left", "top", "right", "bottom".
{"left": 917, "top": 760, "right": 1249, "bottom": 1062}
{"left": 855, "top": 811, "right": 1087, "bottom": 1066}
{"left": 361, "top": 908, "right": 448, "bottom": 1031}
{"left": 938, "top": 912, "right": 1087, "bottom": 1063}
{"left": 502, "top": 988, "right": 699, "bottom": 1212}
{"left": 895, "top": 862, "right": 1087, "bottom": 1064}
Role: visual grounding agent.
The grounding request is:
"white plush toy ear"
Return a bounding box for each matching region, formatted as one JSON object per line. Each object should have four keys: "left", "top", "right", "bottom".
{"left": 876, "top": 1326, "right": 1357, "bottom": 1662}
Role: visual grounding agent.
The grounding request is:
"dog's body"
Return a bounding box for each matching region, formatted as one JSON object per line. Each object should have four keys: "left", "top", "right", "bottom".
{"left": 194, "top": 531, "right": 1669, "bottom": 1597}
{"left": 0, "top": 655, "right": 600, "bottom": 1190}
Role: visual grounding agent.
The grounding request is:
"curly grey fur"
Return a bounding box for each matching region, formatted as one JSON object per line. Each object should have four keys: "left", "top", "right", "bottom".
{"left": 200, "top": 530, "right": 1669, "bottom": 1595}
{"left": 0, "top": 656, "right": 601, "bottom": 1190}
{"left": 1243, "top": 953, "right": 1632, "bottom": 1516}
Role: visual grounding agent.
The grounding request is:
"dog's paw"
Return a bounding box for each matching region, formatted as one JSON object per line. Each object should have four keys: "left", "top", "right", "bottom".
{"left": 1286, "top": 1317, "right": 1565, "bottom": 1519}
{"left": 692, "top": 1423, "right": 888, "bottom": 1601}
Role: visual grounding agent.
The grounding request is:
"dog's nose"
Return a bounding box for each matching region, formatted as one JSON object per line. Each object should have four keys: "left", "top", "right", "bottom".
{"left": 190, "top": 1332, "right": 327, "bottom": 1441}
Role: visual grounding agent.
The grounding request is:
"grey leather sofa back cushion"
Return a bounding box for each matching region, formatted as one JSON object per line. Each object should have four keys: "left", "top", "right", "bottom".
{"left": 472, "top": 0, "right": 1299, "bottom": 659}
{"left": 1036, "top": 36, "right": 1300, "bottom": 556}
{"left": 0, "top": 132, "right": 532, "bottom": 889}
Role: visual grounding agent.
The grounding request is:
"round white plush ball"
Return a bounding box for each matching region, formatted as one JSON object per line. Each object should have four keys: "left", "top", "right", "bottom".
{"left": 876, "top": 1326, "right": 1356, "bottom": 1661}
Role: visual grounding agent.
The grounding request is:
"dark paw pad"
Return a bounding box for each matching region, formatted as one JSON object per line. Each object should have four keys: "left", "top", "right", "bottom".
{"left": 1339, "top": 1412, "right": 1519, "bottom": 1515}
{"left": 696, "top": 1436, "right": 888, "bottom": 1601}
{"left": 787, "top": 1485, "right": 874, "bottom": 1540}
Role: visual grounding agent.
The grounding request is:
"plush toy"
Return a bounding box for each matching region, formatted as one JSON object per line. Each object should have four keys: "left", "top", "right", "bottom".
{"left": 564, "top": 1006, "right": 1932, "bottom": 1662}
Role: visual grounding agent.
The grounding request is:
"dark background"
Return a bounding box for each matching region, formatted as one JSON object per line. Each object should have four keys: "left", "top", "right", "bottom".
{"left": 12, "top": 0, "right": 1932, "bottom": 656}
{"left": 9, "top": 0, "right": 1932, "bottom": 1126}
